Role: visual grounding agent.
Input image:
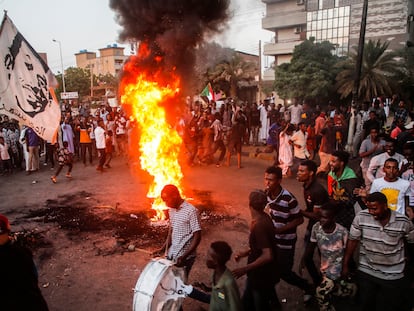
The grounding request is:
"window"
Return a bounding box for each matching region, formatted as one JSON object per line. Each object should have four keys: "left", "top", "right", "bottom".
{"left": 306, "top": 5, "right": 350, "bottom": 55}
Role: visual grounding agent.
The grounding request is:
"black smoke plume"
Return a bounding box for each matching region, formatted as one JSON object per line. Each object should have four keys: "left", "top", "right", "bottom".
{"left": 109, "top": 0, "right": 230, "bottom": 95}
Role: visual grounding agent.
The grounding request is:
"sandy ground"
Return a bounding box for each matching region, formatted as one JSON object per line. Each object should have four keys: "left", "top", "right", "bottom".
{"left": 0, "top": 149, "right": 319, "bottom": 311}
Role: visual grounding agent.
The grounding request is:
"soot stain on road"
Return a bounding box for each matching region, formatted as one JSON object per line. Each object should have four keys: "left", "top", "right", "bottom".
{"left": 17, "top": 190, "right": 236, "bottom": 256}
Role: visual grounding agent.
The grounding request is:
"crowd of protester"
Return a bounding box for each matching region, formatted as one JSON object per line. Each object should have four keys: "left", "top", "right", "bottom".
{"left": 0, "top": 103, "right": 135, "bottom": 182}
{"left": 175, "top": 95, "right": 414, "bottom": 310}
{"left": 2, "top": 94, "right": 414, "bottom": 309}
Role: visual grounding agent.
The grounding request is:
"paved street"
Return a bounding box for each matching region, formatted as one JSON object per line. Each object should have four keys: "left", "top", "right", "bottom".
{"left": 0, "top": 146, "right": 347, "bottom": 310}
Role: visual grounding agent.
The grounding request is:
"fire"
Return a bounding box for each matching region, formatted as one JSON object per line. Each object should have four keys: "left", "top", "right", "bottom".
{"left": 119, "top": 44, "right": 183, "bottom": 221}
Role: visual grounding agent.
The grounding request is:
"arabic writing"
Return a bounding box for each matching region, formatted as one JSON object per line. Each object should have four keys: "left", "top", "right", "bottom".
{"left": 0, "top": 101, "right": 46, "bottom": 137}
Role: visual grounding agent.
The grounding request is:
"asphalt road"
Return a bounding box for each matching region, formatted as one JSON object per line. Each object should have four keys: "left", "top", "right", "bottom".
{"left": 0, "top": 145, "right": 352, "bottom": 310}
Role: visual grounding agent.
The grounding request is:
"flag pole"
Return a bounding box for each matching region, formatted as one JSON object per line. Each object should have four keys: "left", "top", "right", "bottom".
{"left": 0, "top": 11, "right": 8, "bottom": 33}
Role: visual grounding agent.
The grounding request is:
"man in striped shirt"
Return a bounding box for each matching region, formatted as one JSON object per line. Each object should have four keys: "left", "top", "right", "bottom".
{"left": 342, "top": 192, "right": 414, "bottom": 310}
{"left": 264, "top": 166, "right": 313, "bottom": 303}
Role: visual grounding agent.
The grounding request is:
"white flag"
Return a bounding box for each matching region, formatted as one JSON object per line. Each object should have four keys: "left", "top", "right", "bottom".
{"left": 0, "top": 14, "right": 61, "bottom": 142}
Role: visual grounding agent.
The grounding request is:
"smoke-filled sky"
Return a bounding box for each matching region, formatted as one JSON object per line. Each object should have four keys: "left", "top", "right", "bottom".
{"left": 109, "top": 0, "right": 231, "bottom": 91}
{"left": 0, "top": 0, "right": 272, "bottom": 74}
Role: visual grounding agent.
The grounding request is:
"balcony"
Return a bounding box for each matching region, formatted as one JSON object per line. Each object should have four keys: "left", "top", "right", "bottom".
{"left": 263, "top": 68, "right": 276, "bottom": 81}
{"left": 263, "top": 39, "right": 304, "bottom": 56}
{"left": 262, "top": 0, "right": 287, "bottom": 3}
{"left": 262, "top": 10, "right": 306, "bottom": 30}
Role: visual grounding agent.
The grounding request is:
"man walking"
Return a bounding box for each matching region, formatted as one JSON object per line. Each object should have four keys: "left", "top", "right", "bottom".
{"left": 316, "top": 119, "right": 336, "bottom": 176}
{"left": 358, "top": 127, "right": 385, "bottom": 189}
{"left": 328, "top": 151, "right": 362, "bottom": 229}
{"left": 297, "top": 160, "right": 329, "bottom": 285}
{"left": 370, "top": 158, "right": 411, "bottom": 215}
{"left": 290, "top": 122, "right": 309, "bottom": 173}
{"left": 94, "top": 119, "right": 106, "bottom": 172}
{"left": 342, "top": 192, "right": 414, "bottom": 310}
{"left": 233, "top": 190, "right": 280, "bottom": 310}
{"left": 264, "top": 166, "right": 313, "bottom": 303}
{"left": 366, "top": 138, "right": 404, "bottom": 184}
{"left": 25, "top": 126, "right": 40, "bottom": 175}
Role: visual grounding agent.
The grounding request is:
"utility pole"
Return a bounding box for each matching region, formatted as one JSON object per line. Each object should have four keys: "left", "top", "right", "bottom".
{"left": 352, "top": 0, "right": 368, "bottom": 104}
{"left": 52, "top": 39, "right": 66, "bottom": 93}
{"left": 258, "top": 40, "right": 262, "bottom": 103}
{"left": 347, "top": 0, "right": 368, "bottom": 153}
{"left": 89, "top": 64, "right": 94, "bottom": 98}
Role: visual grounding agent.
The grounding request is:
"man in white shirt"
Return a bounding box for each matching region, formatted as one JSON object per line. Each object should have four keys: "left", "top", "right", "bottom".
{"left": 401, "top": 142, "right": 414, "bottom": 215}
{"left": 94, "top": 119, "right": 106, "bottom": 171}
{"left": 258, "top": 101, "right": 269, "bottom": 144}
{"left": 290, "top": 122, "right": 309, "bottom": 173}
{"left": 291, "top": 122, "right": 309, "bottom": 159}
{"left": 352, "top": 103, "right": 369, "bottom": 157}
{"left": 156, "top": 184, "right": 202, "bottom": 276}
{"left": 370, "top": 158, "right": 410, "bottom": 215}
{"left": 289, "top": 101, "right": 303, "bottom": 126}
{"left": 366, "top": 139, "right": 404, "bottom": 184}
{"left": 359, "top": 127, "right": 386, "bottom": 189}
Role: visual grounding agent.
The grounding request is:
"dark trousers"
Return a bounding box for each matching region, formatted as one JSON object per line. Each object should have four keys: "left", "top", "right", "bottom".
{"left": 357, "top": 271, "right": 410, "bottom": 311}
{"left": 2, "top": 159, "right": 12, "bottom": 172}
{"left": 80, "top": 143, "right": 93, "bottom": 164}
{"left": 189, "top": 287, "right": 210, "bottom": 304}
{"left": 97, "top": 148, "right": 106, "bottom": 169}
{"left": 277, "top": 247, "right": 312, "bottom": 292}
{"left": 166, "top": 255, "right": 196, "bottom": 280}
{"left": 45, "top": 143, "right": 55, "bottom": 168}
{"left": 105, "top": 152, "right": 112, "bottom": 166}
{"left": 55, "top": 163, "right": 72, "bottom": 176}
{"left": 242, "top": 278, "right": 281, "bottom": 311}
{"left": 304, "top": 229, "right": 322, "bottom": 285}
{"left": 209, "top": 139, "right": 226, "bottom": 163}
{"left": 186, "top": 139, "right": 199, "bottom": 165}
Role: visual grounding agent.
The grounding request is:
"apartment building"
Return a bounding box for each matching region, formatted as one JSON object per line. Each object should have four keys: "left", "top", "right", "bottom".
{"left": 75, "top": 44, "right": 129, "bottom": 77}
{"left": 262, "top": 0, "right": 413, "bottom": 82}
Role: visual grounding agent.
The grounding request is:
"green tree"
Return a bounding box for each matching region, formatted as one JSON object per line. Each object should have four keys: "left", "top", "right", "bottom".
{"left": 335, "top": 40, "right": 403, "bottom": 101}
{"left": 54, "top": 67, "right": 92, "bottom": 99}
{"left": 207, "top": 52, "right": 257, "bottom": 98}
{"left": 194, "top": 42, "right": 235, "bottom": 95}
{"left": 273, "top": 38, "right": 339, "bottom": 101}
{"left": 97, "top": 73, "right": 117, "bottom": 88}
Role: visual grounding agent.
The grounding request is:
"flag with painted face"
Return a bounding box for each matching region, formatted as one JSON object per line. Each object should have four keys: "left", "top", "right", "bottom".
{"left": 0, "top": 13, "right": 61, "bottom": 142}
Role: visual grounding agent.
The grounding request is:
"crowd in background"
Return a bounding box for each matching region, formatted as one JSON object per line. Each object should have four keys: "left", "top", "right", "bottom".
{"left": 179, "top": 95, "right": 412, "bottom": 172}
{"left": 0, "top": 103, "right": 134, "bottom": 181}
{"left": 0, "top": 95, "right": 413, "bottom": 184}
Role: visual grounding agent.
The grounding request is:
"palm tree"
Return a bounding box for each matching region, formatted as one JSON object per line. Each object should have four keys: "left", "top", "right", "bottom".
{"left": 395, "top": 46, "right": 414, "bottom": 102}
{"left": 207, "top": 53, "right": 257, "bottom": 98}
{"left": 335, "top": 40, "right": 403, "bottom": 101}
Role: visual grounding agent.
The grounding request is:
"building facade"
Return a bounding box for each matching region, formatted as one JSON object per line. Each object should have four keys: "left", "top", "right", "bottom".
{"left": 262, "top": 0, "right": 413, "bottom": 82}
{"left": 75, "top": 44, "right": 129, "bottom": 77}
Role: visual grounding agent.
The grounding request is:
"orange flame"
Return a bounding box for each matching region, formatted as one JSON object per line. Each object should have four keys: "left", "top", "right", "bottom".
{"left": 119, "top": 44, "right": 183, "bottom": 221}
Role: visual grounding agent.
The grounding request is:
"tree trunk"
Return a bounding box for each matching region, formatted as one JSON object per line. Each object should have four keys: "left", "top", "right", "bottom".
{"left": 230, "top": 80, "right": 237, "bottom": 98}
